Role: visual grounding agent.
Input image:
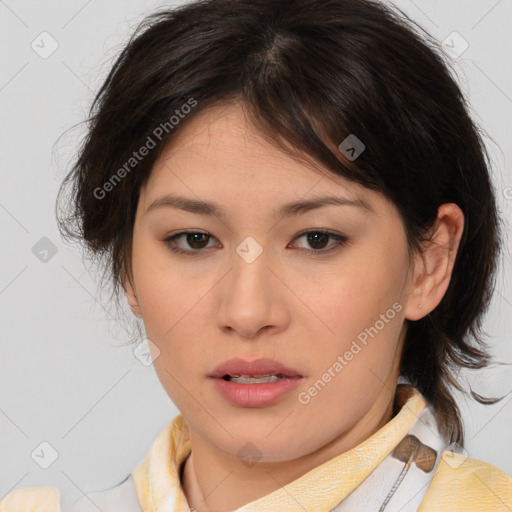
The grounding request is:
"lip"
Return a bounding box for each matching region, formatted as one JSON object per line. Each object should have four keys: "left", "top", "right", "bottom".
{"left": 211, "top": 376, "right": 302, "bottom": 407}
{"left": 209, "top": 357, "right": 303, "bottom": 379}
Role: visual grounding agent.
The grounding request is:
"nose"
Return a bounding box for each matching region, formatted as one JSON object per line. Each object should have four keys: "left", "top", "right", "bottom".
{"left": 216, "top": 243, "right": 290, "bottom": 340}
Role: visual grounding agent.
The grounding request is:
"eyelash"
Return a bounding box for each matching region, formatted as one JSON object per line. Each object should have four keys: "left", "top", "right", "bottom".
{"left": 163, "top": 229, "right": 348, "bottom": 257}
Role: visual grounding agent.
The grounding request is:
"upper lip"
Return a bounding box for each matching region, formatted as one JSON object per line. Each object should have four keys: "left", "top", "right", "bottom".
{"left": 209, "top": 357, "right": 303, "bottom": 378}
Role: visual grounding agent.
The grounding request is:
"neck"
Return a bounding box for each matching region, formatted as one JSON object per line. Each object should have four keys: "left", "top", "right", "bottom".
{"left": 180, "top": 388, "right": 398, "bottom": 512}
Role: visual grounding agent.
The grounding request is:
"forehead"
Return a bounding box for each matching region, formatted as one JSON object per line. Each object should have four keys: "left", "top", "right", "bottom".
{"left": 145, "top": 102, "right": 366, "bottom": 200}
{"left": 136, "top": 103, "right": 407, "bottom": 235}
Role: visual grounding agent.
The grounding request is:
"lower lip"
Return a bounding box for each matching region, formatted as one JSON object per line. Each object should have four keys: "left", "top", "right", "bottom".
{"left": 211, "top": 376, "right": 303, "bottom": 407}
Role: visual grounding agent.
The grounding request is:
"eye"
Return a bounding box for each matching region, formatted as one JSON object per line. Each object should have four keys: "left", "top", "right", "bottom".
{"left": 164, "top": 231, "right": 218, "bottom": 254}
{"left": 291, "top": 229, "right": 348, "bottom": 256}
{"left": 163, "top": 229, "right": 348, "bottom": 256}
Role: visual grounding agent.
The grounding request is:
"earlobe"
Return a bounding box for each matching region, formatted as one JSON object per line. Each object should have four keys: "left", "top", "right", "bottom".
{"left": 128, "top": 296, "right": 143, "bottom": 318}
{"left": 122, "top": 272, "right": 143, "bottom": 318}
{"left": 404, "top": 203, "right": 464, "bottom": 321}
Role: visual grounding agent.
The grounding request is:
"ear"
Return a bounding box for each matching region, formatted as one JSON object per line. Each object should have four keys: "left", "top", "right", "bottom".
{"left": 404, "top": 203, "right": 464, "bottom": 321}
{"left": 122, "top": 270, "right": 143, "bottom": 318}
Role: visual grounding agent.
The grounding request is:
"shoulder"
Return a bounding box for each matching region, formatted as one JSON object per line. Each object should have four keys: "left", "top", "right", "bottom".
{"left": 66, "top": 474, "right": 142, "bottom": 512}
{"left": 419, "top": 451, "right": 512, "bottom": 511}
{"left": 0, "top": 486, "right": 61, "bottom": 511}
{"left": 0, "top": 475, "right": 142, "bottom": 512}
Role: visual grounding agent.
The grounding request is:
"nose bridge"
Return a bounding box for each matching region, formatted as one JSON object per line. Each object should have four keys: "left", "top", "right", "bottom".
{"left": 217, "top": 234, "right": 285, "bottom": 337}
{"left": 230, "top": 234, "right": 270, "bottom": 302}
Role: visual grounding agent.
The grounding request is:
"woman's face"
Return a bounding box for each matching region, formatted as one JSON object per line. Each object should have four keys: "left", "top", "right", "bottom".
{"left": 126, "top": 102, "right": 420, "bottom": 463}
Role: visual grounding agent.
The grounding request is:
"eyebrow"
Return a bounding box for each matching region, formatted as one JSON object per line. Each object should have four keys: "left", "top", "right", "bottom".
{"left": 145, "top": 193, "right": 373, "bottom": 218}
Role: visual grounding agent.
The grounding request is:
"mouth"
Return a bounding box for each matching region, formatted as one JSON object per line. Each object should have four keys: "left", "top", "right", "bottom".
{"left": 220, "top": 374, "right": 296, "bottom": 384}
{"left": 210, "top": 357, "right": 304, "bottom": 382}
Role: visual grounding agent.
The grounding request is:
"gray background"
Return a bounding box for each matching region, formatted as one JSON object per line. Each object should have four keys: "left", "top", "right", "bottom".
{"left": 1, "top": 0, "right": 511, "bottom": 505}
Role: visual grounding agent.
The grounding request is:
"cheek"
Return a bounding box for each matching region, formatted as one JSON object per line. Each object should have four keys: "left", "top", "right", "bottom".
{"left": 131, "top": 242, "right": 221, "bottom": 388}
{"left": 318, "top": 254, "right": 405, "bottom": 336}
{"left": 133, "top": 258, "right": 207, "bottom": 407}
{"left": 130, "top": 242, "right": 186, "bottom": 347}
{"left": 306, "top": 247, "right": 408, "bottom": 385}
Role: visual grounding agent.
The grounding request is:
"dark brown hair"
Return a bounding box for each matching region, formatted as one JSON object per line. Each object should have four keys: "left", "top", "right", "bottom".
{"left": 56, "top": 0, "right": 502, "bottom": 445}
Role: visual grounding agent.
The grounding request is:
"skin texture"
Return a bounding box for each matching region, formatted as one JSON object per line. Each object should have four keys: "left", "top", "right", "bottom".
{"left": 123, "top": 102, "right": 464, "bottom": 512}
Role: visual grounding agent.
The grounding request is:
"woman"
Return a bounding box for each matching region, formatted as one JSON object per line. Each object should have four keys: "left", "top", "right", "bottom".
{"left": 2, "top": 0, "right": 510, "bottom": 510}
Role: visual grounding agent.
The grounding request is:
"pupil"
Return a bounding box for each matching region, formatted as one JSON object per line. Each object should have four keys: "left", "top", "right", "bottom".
{"left": 188, "top": 233, "right": 208, "bottom": 249}
{"left": 308, "top": 232, "right": 328, "bottom": 249}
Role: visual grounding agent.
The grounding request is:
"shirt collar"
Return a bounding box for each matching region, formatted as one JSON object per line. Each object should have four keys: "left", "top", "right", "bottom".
{"left": 132, "top": 385, "right": 427, "bottom": 512}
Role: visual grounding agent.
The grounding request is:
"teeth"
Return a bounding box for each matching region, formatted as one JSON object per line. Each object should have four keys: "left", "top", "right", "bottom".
{"left": 227, "top": 375, "right": 286, "bottom": 384}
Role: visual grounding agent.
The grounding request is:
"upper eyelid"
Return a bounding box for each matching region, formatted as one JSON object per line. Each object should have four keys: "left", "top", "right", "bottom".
{"left": 165, "top": 229, "right": 347, "bottom": 251}
{"left": 165, "top": 229, "right": 344, "bottom": 241}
